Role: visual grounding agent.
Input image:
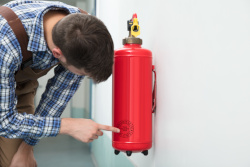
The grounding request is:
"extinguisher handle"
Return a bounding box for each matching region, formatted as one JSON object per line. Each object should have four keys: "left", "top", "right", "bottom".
{"left": 152, "top": 65, "right": 156, "bottom": 113}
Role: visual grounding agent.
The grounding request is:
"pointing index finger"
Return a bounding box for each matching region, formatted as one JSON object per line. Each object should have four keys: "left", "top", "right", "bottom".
{"left": 98, "top": 124, "right": 120, "bottom": 133}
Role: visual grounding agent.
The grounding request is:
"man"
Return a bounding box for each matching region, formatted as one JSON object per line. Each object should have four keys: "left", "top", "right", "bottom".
{"left": 0, "top": 1, "right": 119, "bottom": 166}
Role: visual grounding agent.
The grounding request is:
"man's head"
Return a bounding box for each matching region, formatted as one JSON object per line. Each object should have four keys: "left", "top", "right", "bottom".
{"left": 52, "top": 13, "right": 114, "bottom": 83}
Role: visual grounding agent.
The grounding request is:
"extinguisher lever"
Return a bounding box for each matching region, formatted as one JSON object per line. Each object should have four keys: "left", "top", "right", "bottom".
{"left": 127, "top": 13, "right": 140, "bottom": 38}
{"left": 152, "top": 65, "right": 156, "bottom": 113}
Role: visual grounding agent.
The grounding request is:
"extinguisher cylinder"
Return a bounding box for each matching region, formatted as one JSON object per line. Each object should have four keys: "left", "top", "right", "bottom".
{"left": 112, "top": 44, "right": 153, "bottom": 153}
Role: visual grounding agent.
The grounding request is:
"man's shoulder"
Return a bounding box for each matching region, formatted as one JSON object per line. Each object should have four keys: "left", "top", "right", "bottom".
{"left": 4, "top": 1, "right": 80, "bottom": 14}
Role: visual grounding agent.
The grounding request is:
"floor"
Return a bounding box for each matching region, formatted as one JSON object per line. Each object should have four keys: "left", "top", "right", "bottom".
{"left": 34, "top": 135, "right": 95, "bottom": 167}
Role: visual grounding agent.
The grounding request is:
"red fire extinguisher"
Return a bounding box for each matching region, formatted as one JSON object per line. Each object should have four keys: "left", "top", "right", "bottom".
{"left": 112, "top": 13, "right": 156, "bottom": 156}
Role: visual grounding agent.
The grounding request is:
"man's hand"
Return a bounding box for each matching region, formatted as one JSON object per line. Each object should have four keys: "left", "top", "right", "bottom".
{"left": 60, "top": 118, "right": 120, "bottom": 143}
{"left": 10, "top": 141, "right": 37, "bottom": 167}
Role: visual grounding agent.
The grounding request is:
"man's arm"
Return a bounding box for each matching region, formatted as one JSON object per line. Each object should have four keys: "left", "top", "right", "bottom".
{"left": 0, "top": 46, "right": 60, "bottom": 140}
{"left": 23, "top": 64, "right": 84, "bottom": 145}
{"left": 60, "top": 118, "right": 120, "bottom": 143}
{"left": 23, "top": 64, "right": 120, "bottom": 145}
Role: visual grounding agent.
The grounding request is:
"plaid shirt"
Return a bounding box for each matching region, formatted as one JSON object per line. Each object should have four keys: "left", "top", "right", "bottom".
{"left": 0, "top": 0, "right": 84, "bottom": 146}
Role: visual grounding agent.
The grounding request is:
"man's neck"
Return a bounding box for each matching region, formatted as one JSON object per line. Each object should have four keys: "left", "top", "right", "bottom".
{"left": 43, "top": 10, "right": 68, "bottom": 51}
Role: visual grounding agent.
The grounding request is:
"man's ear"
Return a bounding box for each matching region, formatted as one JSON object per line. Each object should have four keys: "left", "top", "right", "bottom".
{"left": 52, "top": 47, "right": 63, "bottom": 58}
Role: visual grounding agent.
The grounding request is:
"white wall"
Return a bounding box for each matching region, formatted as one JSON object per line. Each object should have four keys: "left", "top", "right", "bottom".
{"left": 94, "top": 0, "right": 250, "bottom": 167}
{"left": 91, "top": 77, "right": 113, "bottom": 136}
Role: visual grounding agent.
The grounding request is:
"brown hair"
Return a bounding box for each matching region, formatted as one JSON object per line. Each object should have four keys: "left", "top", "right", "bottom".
{"left": 52, "top": 13, "right": 114, "bottom": 83}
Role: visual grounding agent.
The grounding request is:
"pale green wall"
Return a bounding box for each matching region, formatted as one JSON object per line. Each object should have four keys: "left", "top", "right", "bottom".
{"left": 91, "top": 132, "right": 135, "bottom": 167}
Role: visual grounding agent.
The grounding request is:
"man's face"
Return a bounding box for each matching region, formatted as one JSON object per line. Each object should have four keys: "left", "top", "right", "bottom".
{"left": 51, "top": 47, "right": 89, "bottom": 76}
{"left": 58, "top": 56, "right": 88, "bottom": 76}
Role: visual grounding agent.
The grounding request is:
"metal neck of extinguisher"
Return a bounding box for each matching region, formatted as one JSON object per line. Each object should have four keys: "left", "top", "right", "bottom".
{"left": 152, "top": 65, "right": 156, "bottom": 113}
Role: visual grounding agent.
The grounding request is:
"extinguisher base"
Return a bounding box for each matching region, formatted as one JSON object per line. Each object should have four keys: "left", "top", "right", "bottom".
{"left": 114, "top": 150, "right": 120, "bottom": 155}
{"left": 126, "top": 151, "right": 132, "bottom": 156}
{"left": 113, "top": 149, "right": 149, "bottom": 156}
{"left": 142, "top": 150, "right": 148, "bottom": 156}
